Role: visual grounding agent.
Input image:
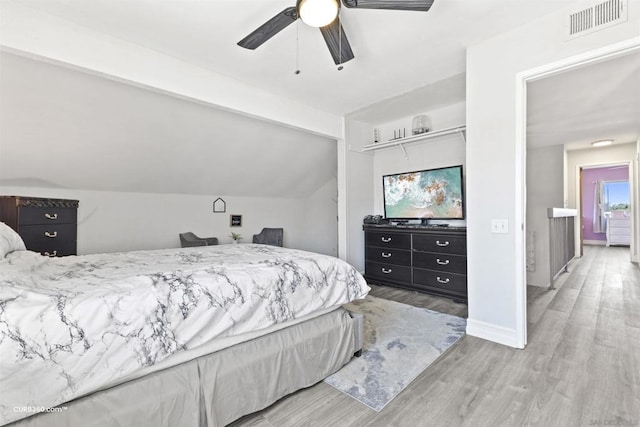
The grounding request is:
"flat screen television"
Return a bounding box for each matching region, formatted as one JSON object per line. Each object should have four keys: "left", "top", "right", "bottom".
{"left": 383, "top": 165, "right": 464, "bottom": 221}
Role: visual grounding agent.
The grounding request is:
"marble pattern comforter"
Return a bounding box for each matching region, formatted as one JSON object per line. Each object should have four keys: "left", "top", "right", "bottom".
{"left": 0, "top": 244, "right": 370, "bottom": 425}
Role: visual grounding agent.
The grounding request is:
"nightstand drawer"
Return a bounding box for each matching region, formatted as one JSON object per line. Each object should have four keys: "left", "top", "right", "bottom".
{"left": 365, "top": 261, "right": 411, "bottom": 285}
{"left": 20, "top": 224, "right": 77, "bottom": 256}
{"left": 19, "top": 206, "right": 77, "bottom": 225}
{"left": 365, "top": 232, "right": 411, "bottom": 250}
{"left": 366, "top": 248, "right": 411, "bottom": 266}
{"left": 27, "top": 241, "right": 77, "bottom": 257}
{"left": 413, "top": 234, "right": 466, "bottom": 255}
{"left": 413, "top": 269, "right": 466, "bottom": 295}
{"left": 413, "top": 252, "right": 466, "bottom": 274}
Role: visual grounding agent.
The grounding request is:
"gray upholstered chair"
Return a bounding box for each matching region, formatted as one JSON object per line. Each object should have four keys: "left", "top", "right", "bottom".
{"left": 252, "top": 228, "right": 283, "bottom": 247}
{"left": 179, "top": 232, "right": 219, "bottom": 248}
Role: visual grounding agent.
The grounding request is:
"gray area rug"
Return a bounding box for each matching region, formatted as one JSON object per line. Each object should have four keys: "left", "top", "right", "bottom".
{"left": 324, "top": 295, "right": 466, "bottom": 412}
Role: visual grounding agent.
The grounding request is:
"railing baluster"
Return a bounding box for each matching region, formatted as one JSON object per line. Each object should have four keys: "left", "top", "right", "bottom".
{"left": 547, "top": 208, "right": 578, "bottom": 290}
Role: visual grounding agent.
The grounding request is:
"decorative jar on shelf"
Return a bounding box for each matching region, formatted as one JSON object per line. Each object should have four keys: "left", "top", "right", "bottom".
{"left": 412, "top": 115, "right": 431, "bottom": 135}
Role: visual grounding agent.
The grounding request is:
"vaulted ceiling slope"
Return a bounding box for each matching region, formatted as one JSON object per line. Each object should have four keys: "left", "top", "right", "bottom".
{"left": 0, "top": 52, "right": 336, "bottom": 197}
{"left": 527, "top": 51, "right": 640, "bottom": 150}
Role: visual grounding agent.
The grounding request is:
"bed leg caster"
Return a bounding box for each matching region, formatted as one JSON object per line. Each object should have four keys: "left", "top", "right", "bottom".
{"left": 354, "top": 349, "right": 362, "bottom": 357}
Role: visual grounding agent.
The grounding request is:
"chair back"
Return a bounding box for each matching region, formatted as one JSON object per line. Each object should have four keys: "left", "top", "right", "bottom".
{"left": 179, "top": 232, "right": 218, "bottom": 248}
{"left": 252, "top": 228, "right": 283, "bottom": 247}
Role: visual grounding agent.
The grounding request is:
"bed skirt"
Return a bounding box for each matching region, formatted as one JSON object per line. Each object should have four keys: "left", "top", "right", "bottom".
{"left": 8, "top": 308, "right": 363, "bottom": 427}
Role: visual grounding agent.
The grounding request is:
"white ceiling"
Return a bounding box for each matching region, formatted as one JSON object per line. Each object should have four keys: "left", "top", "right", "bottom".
{"left": 8, "top": 0, "right": 573, "bottom": 116}
{"left": 527, "top": 51, "right": 640, "bottom": 150}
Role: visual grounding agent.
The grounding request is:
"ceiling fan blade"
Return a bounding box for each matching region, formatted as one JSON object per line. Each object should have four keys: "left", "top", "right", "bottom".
{"left": 342, "top": 0, "right": 434, "bottom": 11}
{"left": 238, "top": 7, "right": 298, "bottom": 50}
{"left": 319, "top": 17, "right": 355, "bottom": 65}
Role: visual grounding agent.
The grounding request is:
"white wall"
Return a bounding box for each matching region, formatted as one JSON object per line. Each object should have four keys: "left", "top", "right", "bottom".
{"left": 526, "top": 145, "right": 565, "bottom": 287}
{"left": 302, "top": 177, "right": 339, "bottom": 257}
{"left": 343, "top": 119, "right": 374, "bottom": 272}
{"left": 635, "top": 138, "right": 640, "bottom": 263}
{"left": 343, "top": 102, "right": 465, "bottom": 272}
{"left": 374, "top": 101, "right": 466, "bottom": 144}
{"left": 0, "top": 185, "right": 337, "bottom": 256}
{"left": 466, "top": 3, "right": 639, "bottom": 347}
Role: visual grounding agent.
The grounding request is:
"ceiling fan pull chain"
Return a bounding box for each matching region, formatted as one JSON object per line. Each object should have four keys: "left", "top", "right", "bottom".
{"left": 337, "top": 9, "right": 343, "bottom": 71}
{"left": 295, "top": 20, "right": 301, "bottom": 75}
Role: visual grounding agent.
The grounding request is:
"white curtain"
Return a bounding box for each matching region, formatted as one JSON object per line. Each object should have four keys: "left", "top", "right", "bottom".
{"left": 592, "top": 180, "right": 605, "bottom": 233}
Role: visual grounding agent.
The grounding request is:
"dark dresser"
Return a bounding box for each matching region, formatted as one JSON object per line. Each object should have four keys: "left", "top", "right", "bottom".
{"left": 0, "top": 196, "right": 79, "bottom": 257}
{"left": 364, "top": 224, "right": 467, "bottom": 303}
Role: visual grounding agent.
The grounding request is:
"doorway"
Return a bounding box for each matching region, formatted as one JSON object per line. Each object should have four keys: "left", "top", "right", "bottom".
{"left": 517, "top": 40, "right": 640, "bottom": 348}
{"left": 580, "top": 164, "right": 631, "bottom": 251}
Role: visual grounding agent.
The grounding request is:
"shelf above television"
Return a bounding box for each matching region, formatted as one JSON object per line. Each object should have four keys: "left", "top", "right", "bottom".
{"left": 363, "top": 125, "right": 466, "bottom": 152}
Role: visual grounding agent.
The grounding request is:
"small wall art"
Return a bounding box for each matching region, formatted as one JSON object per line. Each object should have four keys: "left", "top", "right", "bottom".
{"left": 230, "top": 214, "right": 242, "bottom": 227}
{"left": 213, "top": 198, "right": 226, "bottom": 213}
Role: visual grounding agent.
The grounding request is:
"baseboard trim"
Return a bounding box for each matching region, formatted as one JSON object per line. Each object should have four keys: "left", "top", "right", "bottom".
{"left": 466, "top": 319, "right": 522, "bottom": 349}
{"left": 583, "top": 240, "right": 606, "bottom": 246}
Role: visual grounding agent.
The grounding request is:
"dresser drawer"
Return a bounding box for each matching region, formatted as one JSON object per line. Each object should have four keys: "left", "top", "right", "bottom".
{"left": 609, "top": 226, "right": 630, "bottom": 234}
{"left": 365, "top": 232, "right": 411, "bottom": 250}
{"left": 19, "top": 206, "right": 77, "bottom": 225}
{"left": 19, "top": 224, "right": 77, "bottom": 256}
{"left": 366, "top": 248, "right": 411, "bottom": 266}
{"left": 363, "top": 225, "right": 468, "bottom": 303}
{"left": 413, "top": 268, "right": 466, "bottom": 295}
{"left": 609, "top": 236, "right": 630, "bottom": 245}
{"left": 413, "top": 234, "right": 466, "bottom": 255}
{"left": 413, "top": 251, "right": 467, "bottom": 275}
{"left": 365, "top": 261, "right": 412, "bottom": 285}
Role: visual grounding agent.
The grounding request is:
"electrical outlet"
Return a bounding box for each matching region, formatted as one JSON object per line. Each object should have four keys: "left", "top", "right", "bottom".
{"left": 491, "top": 219, "right": 509, "bottom": 234}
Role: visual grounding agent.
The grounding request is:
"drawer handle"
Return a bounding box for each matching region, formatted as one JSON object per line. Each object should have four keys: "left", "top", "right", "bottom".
{"left": 436, "top": 276, "right": 450, "bottom": 284}
{"left": 381, "top": 268, "right": 393, "bottom": 274}
{"left": 436, "top": 240, "right": 450, "bottom": 247}
{"left": 44, "top": 231, "right": 58, "bottom": 238}
{"left": 44, "top": 213, "right": 58, "bottom": 220}
{"left": 43, "top": 250, "right": 57, "bottom": 257}
{"left": 436, "top": 259, "right": 450, "bottom": 265}
{"left": 381, "top": 252, "right": 392, "bottom": 258}
{"left": 381, "top": 237, "right": 392, "bottom": 243}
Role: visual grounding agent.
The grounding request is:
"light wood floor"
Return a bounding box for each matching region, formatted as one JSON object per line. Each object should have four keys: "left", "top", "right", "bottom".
{"left": 231, "top": 246, "right": 639, "bottom": 427}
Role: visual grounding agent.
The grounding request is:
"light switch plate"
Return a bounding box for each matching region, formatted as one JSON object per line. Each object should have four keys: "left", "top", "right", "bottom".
{"left": 491, "top": 219, "right": 509, "bottom": 234}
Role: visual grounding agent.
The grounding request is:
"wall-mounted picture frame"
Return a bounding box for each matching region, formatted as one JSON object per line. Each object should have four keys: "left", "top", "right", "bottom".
{"left": 213, "top": 198, "right": 226, "bottom": 213}
{"left": 230, "top": 214, "right": 242, "bottom": 227}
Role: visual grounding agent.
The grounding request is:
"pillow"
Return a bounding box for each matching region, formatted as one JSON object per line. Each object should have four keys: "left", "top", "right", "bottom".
{"left": 0, "top": 222, "right": 26, "bottom": 258}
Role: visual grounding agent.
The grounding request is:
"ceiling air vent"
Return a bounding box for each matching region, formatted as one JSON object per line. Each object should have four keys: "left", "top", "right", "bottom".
{"left": 567, "top": 0, "right": 627, "bottom": 39}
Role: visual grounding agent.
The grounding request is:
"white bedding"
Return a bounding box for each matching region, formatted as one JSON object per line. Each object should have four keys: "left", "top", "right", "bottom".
{"left": 0, "top": 244, "right": 370, "bottom": 425}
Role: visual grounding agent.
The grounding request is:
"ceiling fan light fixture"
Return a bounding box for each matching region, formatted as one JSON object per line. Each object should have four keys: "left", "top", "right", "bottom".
{"left": 297, "top": 0, "right": 340, "bottom": 27}
{"left": 591, "top": 139, "right": 613, "bottom": 147}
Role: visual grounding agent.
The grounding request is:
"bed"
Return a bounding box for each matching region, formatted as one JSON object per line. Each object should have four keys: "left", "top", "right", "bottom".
{"left": 0, "top": 223, "right": 369, "bottom": 426}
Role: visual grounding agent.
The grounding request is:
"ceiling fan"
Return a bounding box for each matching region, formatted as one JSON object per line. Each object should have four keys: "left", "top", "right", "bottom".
{"left": 238, "top": 0, "right": 435, "bottom": 66}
